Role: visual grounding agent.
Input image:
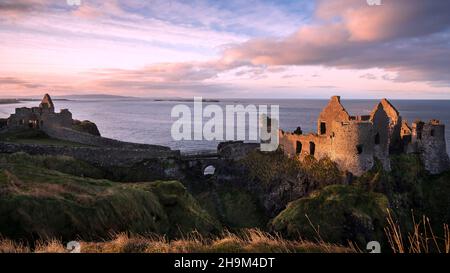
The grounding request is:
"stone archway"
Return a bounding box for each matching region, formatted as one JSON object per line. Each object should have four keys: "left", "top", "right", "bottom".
{"left": 203, "top": 165, "right": 216, "bottom": 176}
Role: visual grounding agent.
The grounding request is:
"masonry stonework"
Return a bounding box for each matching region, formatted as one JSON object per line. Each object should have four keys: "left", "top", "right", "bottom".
{"left": 279, "top": 96, "right": 450, "bottom": 175}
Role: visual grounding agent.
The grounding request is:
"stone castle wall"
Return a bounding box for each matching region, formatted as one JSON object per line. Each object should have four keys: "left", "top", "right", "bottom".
{"left": 0, "top": 142, "right": 180, "bottom": 167}
{"left": 278, "top": 96, "right": 450, "bottom": 176}
{"left": 411, "top": 121, "right": 450, "bottom": 174}
{"left": 43, "top": 126, "right": 172, "bottom": 151}
{"left": 279, "top": 121, "right": 382, "bottom": 176}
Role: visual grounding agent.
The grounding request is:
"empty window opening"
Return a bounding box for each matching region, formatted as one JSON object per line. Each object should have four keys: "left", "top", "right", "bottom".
{"left": 320, "top": 122, "right": 326, "bottom": 135}
{"left": 28, "top": 120, "right": 39, "bottom": 129}
{"left": 203, "top": 165, "right": 216, "bottom": 176}
{"left": 430, "top": 129, "right": 435, "bottom": 137}
{"left": 356, "top": 144, "right": 363, "bottom": 154}
{"left": 309, "top": 142, "right": 316, "bottom": 156}
{"left": 374, "top": 133, "right": 380, "bottom": 145}
{"left": 296, "top": 141, "right": 302, "bottom": 155}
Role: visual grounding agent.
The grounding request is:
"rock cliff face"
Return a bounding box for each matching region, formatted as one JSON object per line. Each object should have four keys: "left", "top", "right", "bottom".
{"left": 72, "top": 120, "right": 101, "bottom": 136}
{"left": 213, "top": 148, "right": 344, "bottom": 218}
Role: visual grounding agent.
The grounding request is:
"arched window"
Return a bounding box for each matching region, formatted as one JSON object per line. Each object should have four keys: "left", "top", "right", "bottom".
{"left": 203, "top": 165, "right": 216, "bottom": 176}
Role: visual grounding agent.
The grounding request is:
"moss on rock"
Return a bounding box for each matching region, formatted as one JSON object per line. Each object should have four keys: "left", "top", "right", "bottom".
{"left": 271, "top": 185, "right": 389, "bottom": 246}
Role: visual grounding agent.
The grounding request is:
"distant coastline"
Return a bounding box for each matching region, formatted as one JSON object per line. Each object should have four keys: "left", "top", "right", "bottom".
{"left": 0, "top": 98, "right": 70, "bottom": 105}
{"left": 154, "top": 98, "right": 220, "bottom": 103}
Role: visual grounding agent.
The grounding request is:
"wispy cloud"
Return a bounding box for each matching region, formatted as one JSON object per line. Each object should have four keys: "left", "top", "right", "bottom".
{"left": 0, "top": 0, "right": 449, "bottom": 98}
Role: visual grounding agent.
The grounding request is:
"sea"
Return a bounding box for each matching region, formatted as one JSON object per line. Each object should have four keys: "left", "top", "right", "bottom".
{"left": 1, "top": 98, "right": 449, "bottom": 155}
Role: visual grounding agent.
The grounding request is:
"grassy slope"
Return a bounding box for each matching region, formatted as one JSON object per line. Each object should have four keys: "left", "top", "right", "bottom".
{"left": 0, "top": 153, "right": 220, "bottom": 241}
{"left": 271, "top": 185, "right": 389, "bottom": 246}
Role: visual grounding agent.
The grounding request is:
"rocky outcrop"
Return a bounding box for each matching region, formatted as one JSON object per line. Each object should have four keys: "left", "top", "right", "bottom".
{"left": 72, "top": 120, "right": 101, "bottom": 136}
{"left": 270, "top": 185, "right": 389, "bottom": 245}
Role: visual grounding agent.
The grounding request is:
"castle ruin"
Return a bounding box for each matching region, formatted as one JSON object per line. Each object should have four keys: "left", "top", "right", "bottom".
{"left": 279, "top": 96, "right": 450, "bottom": 175}
{"left": 6, "top": 94, "right": 73, "bottom": 130}
{"left": 1, "top": 94, "right": 175, "bottom": 152}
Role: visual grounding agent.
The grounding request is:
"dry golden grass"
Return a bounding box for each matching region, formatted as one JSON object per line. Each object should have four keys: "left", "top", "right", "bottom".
{"left": 385, "top": 209, "right": 450, "bottom": 253}
{"left": 0, "top": 229, "right": 353, "bottom": 253}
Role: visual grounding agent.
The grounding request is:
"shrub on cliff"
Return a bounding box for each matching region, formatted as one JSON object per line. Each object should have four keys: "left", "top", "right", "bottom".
{"left": 195, "top": 183, "right": 268, "bottom": 230}
{"left": 270, "top": 184, "right": 389, "bottom": 246}
{"left": 1, "top": 152, "right": 105, "bottom": 179}
{"left": 0, "top": 153, "right": 220, "bottom": 241}
{"left": 241, "top": 151, "right": 342, "bottom": 188}
{"left": 301, "top": 155, "right": 343, "bottom": 187}
{"left": 240, "top": 150, "right": 302, "bottom": 187}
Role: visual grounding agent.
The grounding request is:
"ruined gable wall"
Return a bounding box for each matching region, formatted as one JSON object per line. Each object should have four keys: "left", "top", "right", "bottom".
{"left": 370, "top": 104, "right": 391, "bottom": 170}
{"left": 376, "top": 99, "right": 402, "bottom": 151}
{"left": 317, "top": 96, "right": 350, "bottom": 136}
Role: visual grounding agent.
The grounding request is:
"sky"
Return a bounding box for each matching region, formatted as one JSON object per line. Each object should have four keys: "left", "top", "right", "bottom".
{"left": 0, "top": 0, "right": 449, "bottom": 99}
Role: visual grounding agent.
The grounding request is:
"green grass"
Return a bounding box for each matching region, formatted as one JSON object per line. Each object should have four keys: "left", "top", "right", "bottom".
{"left": 0, "top": 153, "right": 220, "bottom": 241}
{"left": 196, "top": 184, "right": 268, "bottom": 230}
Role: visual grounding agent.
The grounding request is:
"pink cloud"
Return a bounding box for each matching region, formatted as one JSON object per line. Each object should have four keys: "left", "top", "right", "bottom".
{"left": 219, "top": 0, "right": 450, "bottom": 84}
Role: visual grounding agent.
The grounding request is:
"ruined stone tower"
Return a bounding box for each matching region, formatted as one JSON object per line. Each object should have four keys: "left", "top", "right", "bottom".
{"left": 409, "top": 120, "right": 450, "bottom": 174}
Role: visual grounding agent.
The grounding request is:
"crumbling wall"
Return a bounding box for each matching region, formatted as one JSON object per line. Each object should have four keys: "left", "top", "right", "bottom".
{"left": 412, "top": 120, "right": 450, "bottom": 174}
{"left": 0, "top": 142, "right": 180, "bottom": 167}
{"left": 369, "top": 102, "right": 391, "bottom": 170}
{"left": 327, "top": 121, "right": 375, "bottom": 176}
{"left": 376, "top": 99, "right": 402, "bottom": 151}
